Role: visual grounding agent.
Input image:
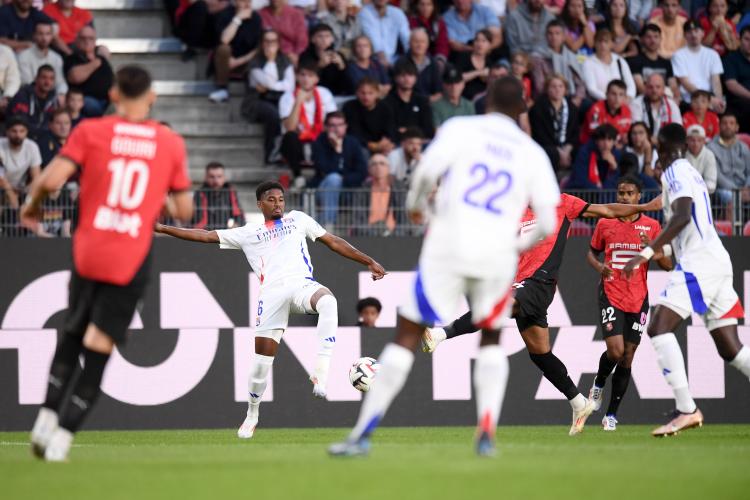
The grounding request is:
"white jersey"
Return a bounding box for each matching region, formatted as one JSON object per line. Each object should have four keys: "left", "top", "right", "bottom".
{"left": 216, "top": 210, "right": 326, "bottom": 287}
{"left": 661, "top": 158, "right": 732, "bottom": 274}
{"left": 406, "top": 113, "right": 561, "bottom": 276}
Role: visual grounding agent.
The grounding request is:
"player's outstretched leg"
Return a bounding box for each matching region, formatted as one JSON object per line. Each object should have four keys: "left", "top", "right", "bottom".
{"left": 473, "top": 329, "right": 509, "bottom": 457}
{"left": 710, "top": 324, "right": 750, "bottom": 380}
{"left": 421, "top": 311, "right": 475, "bottom": 353}
{"left": 601, "top": 342, "right": 637, "bottom": 431}
{"left": 310, "top": 293, "right": 338, "bottom": 399}
{"left": 328, "top": 316, "right": 419, "bottom": 457}
{"left": 239, "top": 340, "right": 276, "bottom": 439}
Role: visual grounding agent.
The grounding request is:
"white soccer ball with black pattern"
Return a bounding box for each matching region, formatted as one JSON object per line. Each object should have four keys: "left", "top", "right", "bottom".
{"left": 349, "top": 357, "right": 380, "bottom": 392}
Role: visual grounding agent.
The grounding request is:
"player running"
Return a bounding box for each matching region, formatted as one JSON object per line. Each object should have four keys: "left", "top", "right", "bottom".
{"left": 623, "top": 123, "right": 750, "bottom": 437}
{"left": 25, "top": 66, "right": 194, "bottom": 461}
{"left": 587, "top": 175, "right": 672, "bottom": 431}
{"left": 155, "top": 181, "right": 386, "bottom": 439}
{"left": 329, "top": 77, "right": 562, "bottom": 458}
{"left": 420, "top": 193, "right": 660, "bottom": 435}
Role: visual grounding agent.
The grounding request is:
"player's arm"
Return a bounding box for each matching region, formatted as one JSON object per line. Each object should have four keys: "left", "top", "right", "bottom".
{"left": 623, "top": 197, "right": 690, "bottom": 277}
{"left": 587, "top": 248, "right": 613, "bottom": 278}
{"left": 639, "top": 229, "right": 674, "bottom": 271}
{"left": 154, "top": 222, "right": 219, "bottom": 243}
{"left": 317, "top": 232, "right": 386, "bottom": 280}
{"left": 582, "top": 196, "right": 660, "bottom": 219}
{"left": 20, "top": 156, "right": 77, "bottom": 229}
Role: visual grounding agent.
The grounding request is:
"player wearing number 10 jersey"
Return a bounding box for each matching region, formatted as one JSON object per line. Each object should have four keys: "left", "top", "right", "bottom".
{"left": 25, "top": 66, "right": 194, "bottom": 462}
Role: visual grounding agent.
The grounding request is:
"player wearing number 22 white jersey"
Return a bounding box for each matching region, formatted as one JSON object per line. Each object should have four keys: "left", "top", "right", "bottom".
{"left": 156, "top": 181, "right": 386, "bottom": 440}
{"left": 330, "top": 77, "right": 561, "bottom": 458}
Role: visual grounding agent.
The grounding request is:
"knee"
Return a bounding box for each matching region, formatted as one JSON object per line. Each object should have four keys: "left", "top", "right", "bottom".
{"left": 716, "top": 343, "right": 740, "bottom": 362}
{"left": 82, "top": 326, "right": 114, "bottom": 354}
{"left": 480, "top": 329, "right": 500, "bottom": 345}
{"left": 316, "top": 293, "right": 338, "bottom": 315}
{"left": 608, "top": 344, "right": 625, "bottom": 362}
{"left": 215, "top": 43, "right": 231, "bottom": 58}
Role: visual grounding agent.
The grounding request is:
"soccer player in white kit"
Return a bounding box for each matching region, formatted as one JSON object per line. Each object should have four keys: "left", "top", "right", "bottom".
{"left": 329, "top": 77, "right": 562, "bottom": 457}
{"left": 624, "top": 123, "right": 750, "bottom": 436}
{"left": 155, "top": 181, "right": 386, "bottom": 438}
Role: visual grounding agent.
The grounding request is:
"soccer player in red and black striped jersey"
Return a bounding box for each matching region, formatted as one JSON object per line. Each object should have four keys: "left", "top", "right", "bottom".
{"left": 421, "top": 192, "right": 659, "bottom": 435}
{"left": 586, "top": 176, "right": 672, "bottom": 431}
{"left": 24, "top": 66, "right": 194, "bottom": 462}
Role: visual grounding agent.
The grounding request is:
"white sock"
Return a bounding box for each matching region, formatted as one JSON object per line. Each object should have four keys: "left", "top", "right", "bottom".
{"left": 651, "top": 333, "right": 697, "bottom": 413}
{"left": 248, "top": 353, "right": 274, "bottom": 413}
{"left": 569, "top": 393, "right": 586, "bottom": 411}
{"left": 312, "top": 295, "right": 338, "bottom": 390}
{"left": 473, "top": 345, "right": 509, "bottom": 436}
{"left": 730, "top": 346, "right": 750, "bottom": 380}
{"left": 349, "top": 343, "right": 414, "bottom": 441}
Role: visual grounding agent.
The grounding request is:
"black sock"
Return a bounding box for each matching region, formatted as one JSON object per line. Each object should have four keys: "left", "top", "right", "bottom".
{"left": 606, "top": 366, "right": 632, "bottom": 416}
{"left": 43, "top": 333, "right": 84, "bottom": 412}
{"left": 529, "top": 351, "right": 579, "bottom": 400}
{"left": 58, "top": 348, "right": 110, "bottom": 433}
{"left": 594, "top": 351, "right": 618, "bottom": 388}
{"left": 444, "top": 311, "right": 477, "bottom": 339}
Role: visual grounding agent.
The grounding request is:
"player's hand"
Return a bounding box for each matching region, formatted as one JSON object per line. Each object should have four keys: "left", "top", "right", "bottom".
{"left": 639, "top": 231, "right": 650, "bottom": 247}
{"left": 368, "top": 261, "right": 387, "bottom": 281}
{"left": 409, "top": 209, "right": 424, "bottom": 225}
{"left": 623, "top": 255, "right": 647, "bottom": 279}
{"left": 154, "top": 222, "right": 164, "bottom": 233}
{"left": 599, "top": 263, "right": 614, "bottom": 279}
{"left": 19, "top": 199, "right": 42, "bottom": 229}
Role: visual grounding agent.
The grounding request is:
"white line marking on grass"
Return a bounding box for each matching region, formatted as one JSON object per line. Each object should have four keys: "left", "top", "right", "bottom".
{"left": 0, "top": 441, "right": 94, "bottom": 447}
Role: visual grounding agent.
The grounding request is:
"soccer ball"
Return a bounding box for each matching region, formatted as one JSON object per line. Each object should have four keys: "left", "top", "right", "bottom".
{"left": 349, "top": 357, "right": 380, "bottom": 392}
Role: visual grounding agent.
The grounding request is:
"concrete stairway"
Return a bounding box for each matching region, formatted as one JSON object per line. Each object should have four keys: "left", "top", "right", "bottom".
{"left": 80, "top": 0, "right": 284, "bottom": 208}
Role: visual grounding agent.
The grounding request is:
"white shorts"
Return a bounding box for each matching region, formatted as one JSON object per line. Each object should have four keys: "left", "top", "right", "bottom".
{"left": 656, "top": 266, "right": 744, "bottom": 327}
{"left": 399, "top": 259, "right": 514, "bottom": 330}
{"left": 255, "top": 278, "right": 326, "bottom": 337}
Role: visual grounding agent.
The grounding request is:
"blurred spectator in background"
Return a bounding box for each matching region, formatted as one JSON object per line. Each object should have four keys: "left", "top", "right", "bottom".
{"left": 209, "top": 0, "right": 262, "bottom": 103}
{"left": 672, "top": 20, "right": 725, "bottom": 111}
{"left": 347, "top": 35, "right": 391, "bottom": 98}
{"left": 624, "top": 121, "right": 657, "bottom": 177}
{"left": 260, "top": 0, "right": 308, "bottom": 65}
{"left": 9, "top": 64, "right": 59, "bottom": 139}
{"left": 385, "top": 58, "right": 434, "bottom": 139}
{"left": 387, "top": 125, "right": 422, "bottom": 184}
{"left": 64, "top": 26, "right": 113, "bottom": 117}
{"left": 454, "top": 28, "right": 491, "bottom": 101}
{"left": 627, "top": 23, "right": 679, "bottom": 99}
{"left": 568, "top": 123, "right": 622, "bottom": 189}
{"left": 443, "top": 0, "right": 502, "bottom": 56}
{"left": 560, "top": 0, "right": 595, "bottom": 57}
{"left": 699, "top": 0, "right": 739, "bottom": 56}
{"left": 505, "top": 0, "right": 554, "bottom": 55}
{"left": 407, "top": 0, "right": 450, "bottom": 63}
{"left": 36, "top": 187, "right": 74, "bottom": 237}
{"left": 682, "top": 89, "right": 720, "bottom": 138}
{"left": 317, "top": 0, "right": 362, "bottom": 59}
{"left": 511, "top": 51, "right": 533, "bottom": 106}
{"left": 724, "top": 26, "right": 750, "bottom": 133}
{"left": 65, "top": 87, "right": 83, "bottom": 128}
{"left": 530, "top": 19, "right": 586, "bottom": 105}
{"left": 580, "top": 79, "right": 631, "bottom": 145}
{"left": 356, "top": 297, "right": 382, "bottom": 327}
{"left": 0, "top": 44, "right": 21, "bottom": 117}
{"left": 707, "top": 111, "right": 750, "bottom": 205}
{"left": 0, "top": 0, "right": 54, "bottom": 53}
{"left": 242, "top": 29, "right": 294, "bottom": 163}
{"left": 432, "top": 65, "right": 474, "bottom": 127}
{"left": 0, "top": 115, "right": 41, "bottom": 194}
{"left": 357, "top": 0, "right": 410, "bottom": 66}
{"left": 37, "top": 108, "right": 70, "bottom": 167}
{"left": 42, "top": 0, "right": 93, "bottom": 56}
{"left": 629, "top": 0, "right": 654, "bottom": 27}
{"left": 192, "top": 162, "right": 246, "bottom": 230}
{"left": 473, "top": 60, "right": 509, "bottom": 114}
{"left": 583, "top": 29, "right": 636, "bottom": 101}
{"left": 354, "top": 153, "right": 406, "bottom": 236}
{"left": 311, "top": 111, "right": 367, "bottom": 229}
{"left": 598, "top": 0, "right": 639, "bottom": 57}
{"left": 685, "top": 124, "right": 718, "bottom": 193}
{"left": 407, "top": 28, "right": 443, "bottom": 102}
{"left": 279, "top": 60, "right": 337, "bottom": 187}
{"left": 18, "top": 22, "right": 67, "bottom": 100}
{"left": 344, "top": 77, "right": 397, "bottom": 155}
{"left": 650, "top": 0, "right": 687, "bottom": 58}
{"left": 171, "top": 1, "right": 229, "bottom": 58}
{"left": 300, "top": 23, "right": 350, "bottom": 96}
{"left": 629, "top": 73, "right": 681, "bottom": 142}
{"left": 529, "top": 73, "right": 580, "bottom": 172}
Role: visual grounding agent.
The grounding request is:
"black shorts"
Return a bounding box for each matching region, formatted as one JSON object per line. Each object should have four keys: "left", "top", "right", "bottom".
{"left": 63, "top": 255, "right": 151, "bottom": 344}
{"left": 598, "top": 286, "right": 649, "bottom": 345}
{"left": 512, "top": 277, "right": 556, "bottom": 332}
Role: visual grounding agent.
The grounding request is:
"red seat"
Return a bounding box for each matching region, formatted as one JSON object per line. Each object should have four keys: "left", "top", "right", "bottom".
{"left": 739, "top": 134, "right": 750, "bottom": 150}
{"left": 743, "top": 221, "right": 750, "bottom": 236}
{"left": 569, "top": 219, "right": 593, "bottom": 236}
{"left": 714, "top": 220, "right": 733, "bottom": 236}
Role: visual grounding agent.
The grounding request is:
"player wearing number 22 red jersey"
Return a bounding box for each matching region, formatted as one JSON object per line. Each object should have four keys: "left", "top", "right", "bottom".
{"left": 26, "top": 66, "right": 193, "bottom": 462}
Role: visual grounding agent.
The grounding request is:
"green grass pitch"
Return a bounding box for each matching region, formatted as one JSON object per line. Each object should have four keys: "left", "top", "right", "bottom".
{"left": 2, "top": 425, "right": 749, "bottom": 500}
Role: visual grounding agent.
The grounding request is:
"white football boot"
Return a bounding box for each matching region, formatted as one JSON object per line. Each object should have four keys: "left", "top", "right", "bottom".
{"left": 589, "top": 384, "right": 604, "bottom": 412}
{"left": 30, "top": 407, "right": 59, "bottom": 459}
{"left": 421, "top": 327, "right": 446, "bottom": 353}
{"left": 602, "top": 414, "right": 618, "bottom": 431}
{"left": 44, "top": 428, "right": 73, "bottom": 462}
{"left": 569, "top": 398, "right": 596, "bottom": 436}
{"left": 237, "top": 403, "right": 259, "bottom": 439}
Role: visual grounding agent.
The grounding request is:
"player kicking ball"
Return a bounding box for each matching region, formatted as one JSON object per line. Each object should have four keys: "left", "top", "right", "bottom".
{"left": 26, "top": 66, "right": 195, "bottom": 461}
{"left": 329, "top": 77, "right": 562, "bottom": 457}
{"left": 420, "top": 193, "right": 660, "bottom": 435}
{"left": 155, "top": 181, "right": 385, "bottom": 439}
{"left": 586, "top": 175, "right": 672, "bottom": 431}
{"left": 623, "top": 123, "right": 750, "bottom": 437}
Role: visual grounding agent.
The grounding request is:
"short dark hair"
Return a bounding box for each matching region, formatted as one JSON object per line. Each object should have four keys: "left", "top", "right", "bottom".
{"left": 690, "top": 89, "right": 712, "bottom": 101}
{"left": 392, "top": 57, "right": 418, "bottom": 77}
{"left": 546, "top": 19, "right": 565, "bottom": 31}
{"left": 593, "top": 123, "right": 618, "bottom": 141}
{"left": 606, "top": 79, "right": 627, "bottom": 92}
{"left": 475, "top": 28, "right": 493, "bottom": 43}
{"left": 34, "top": 20, "right": 54, "bottom": 32}
{"left": 486, "top": 76, "right": 525, "bottom": 115}
{"left": 356, "top": 297, "right": 382, "bottom": 314}
{"left": 741, "top": 25, "right": 750, "bottom": 38}
{"left": 401, "top": 126, "right": 424, "bottom": 141}
{"left": 720, "top": 110, "right": 739, "bottom": 122}
{"left": 310, "top": 23, "right": 333, "bottom": 37}
{"left": 115, "top": 65, "right": 152, "bottom": 98}
{"left": 51, "top": 108, "right": 71, "bottom": 121}
{"left": 6, "top": 114, "right": 29, "bottom": 131}
{"left": 356, "top": 76, "right": 380, "bottom": 91}
{"left": 325, "top": 111, "right": 346, "bottom": 124}
{"left": 617, "top": 174, "right": 643, "bottom": 192}
{"left": 640, "top": 23, "right": 661, "bottom": 37}
{"left": 256, "top": 180, "right": 285, "bottom": 201}
{"left": 66, "top": 87, "right": 84, "bottom": 97}
{"left": 658, "top": 123, "right": 687, "bottom": 148}
{"left": 296, "top": 57, "right": 319, "bottom": 75}
{"left": 205, "top": 161, "right": 225, "bottom": 172}
{"left": 36, "top": 64, "right": 55, "bottom": 77}
{"left": 595, "top": 28, "right": 613, "bottom": 42}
